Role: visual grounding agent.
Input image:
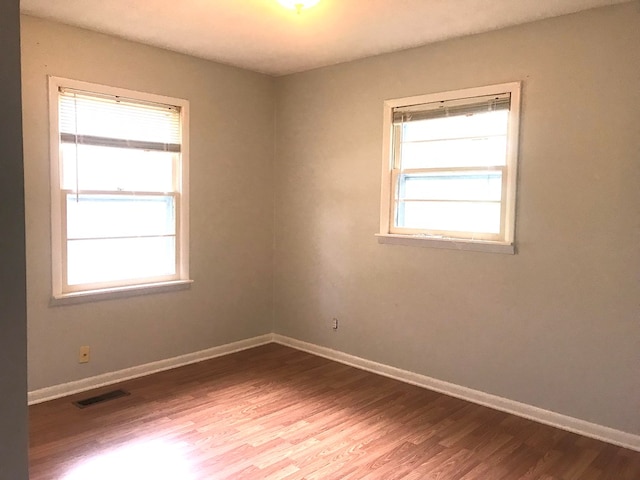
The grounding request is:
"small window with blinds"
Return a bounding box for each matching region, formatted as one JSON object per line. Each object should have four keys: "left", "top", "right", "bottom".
{"left": 378, "top": 82, "right": 521, "bottom": 253}
{"left": 49, "top": 77, "right": 191, "bottom": 300}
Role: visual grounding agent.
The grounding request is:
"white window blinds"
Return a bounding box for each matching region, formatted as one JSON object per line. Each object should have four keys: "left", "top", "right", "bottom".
{"left": 392, "top": 93, "right": 511, "bottom": 124}
{"left": 59, "top": 88, "right": 182, "bottom": 152}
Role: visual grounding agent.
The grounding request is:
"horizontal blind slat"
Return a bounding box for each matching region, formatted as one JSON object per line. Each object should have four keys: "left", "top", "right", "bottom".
{"left": 60, "top": 133, "right": 181, "bottom": 153}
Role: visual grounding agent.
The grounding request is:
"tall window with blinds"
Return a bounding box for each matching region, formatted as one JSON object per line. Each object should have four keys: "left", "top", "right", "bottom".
{"left": 379, "top": 83, "right": 521, "bottom": 252}
{"left": 49, "top": 77, "right": 190, "bottom": 299}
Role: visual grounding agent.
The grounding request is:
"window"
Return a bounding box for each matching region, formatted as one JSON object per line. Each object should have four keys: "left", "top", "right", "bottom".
{"left": 49, "top": 77, "right": 191, "bottom": 301}
{"left": 378, "top": 82, "right": 521, "bottom": 253}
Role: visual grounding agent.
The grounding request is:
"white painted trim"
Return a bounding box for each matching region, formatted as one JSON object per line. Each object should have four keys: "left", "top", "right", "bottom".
{"left": 272, "top": 334, "right": 640, "bottom": 452}
{"left": 28, "top": 334, "right": 273, "bottom": 405}
{"left": 379, "top": 82, "right": 521, "bottom": 249}
{"left": 48, "top": 76, "right": 191, "bottom": 299}
{"left": 50, "top": 279, "right": 194, "bottom": 306}
{"left": 375, "top": 233, "right": 515, "bottom": 254}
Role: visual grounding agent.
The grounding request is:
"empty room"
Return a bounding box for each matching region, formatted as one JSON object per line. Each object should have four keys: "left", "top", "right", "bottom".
{"left": 1, "top": 0, "right": 639, "bottom": 478}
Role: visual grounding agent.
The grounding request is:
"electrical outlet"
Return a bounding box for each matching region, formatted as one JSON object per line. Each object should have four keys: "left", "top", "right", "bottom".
{"left": 332, "top": 318, "right": 338, "bottom": 330}
{"left": 79, "top": 346, "right": 90, "bottom": 363}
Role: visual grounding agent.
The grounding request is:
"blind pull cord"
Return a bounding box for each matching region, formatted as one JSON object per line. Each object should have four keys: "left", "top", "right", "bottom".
{"left": 73, "top": 92, "right": 79, "bottom": 203}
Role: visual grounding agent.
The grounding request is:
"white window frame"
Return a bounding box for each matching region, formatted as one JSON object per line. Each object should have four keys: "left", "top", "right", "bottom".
{"left": 49, "top": 77, "right": 192, "bottom": 304}
{"left": 377, "top": 82, "right": 521, "bottom": 254}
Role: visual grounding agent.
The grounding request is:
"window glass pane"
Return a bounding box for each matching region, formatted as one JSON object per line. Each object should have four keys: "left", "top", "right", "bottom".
{"left": 398, "top": 172, "right": 502, "bottom": 202}
{"left": 402, "top": 110, "right": 508, "bottom": 143}
{"left": 67, "top": 236, "right": 176, "bottom": 285}
{"left": 61, "top": 144, "right": 174, "bottom": 192}
{"left": 396, "top": 201, "right": 501, "bottom": 234}
{"left": 67, "top": 194, "right": 175, "bottom": 240}
{"left": 400, "top": 136, "right": 507, "bottom": 169}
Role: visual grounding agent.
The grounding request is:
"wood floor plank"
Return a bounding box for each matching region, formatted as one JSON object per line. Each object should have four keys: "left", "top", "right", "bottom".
{"left": 29, "top": 344, "right": 640, "bottom": 479}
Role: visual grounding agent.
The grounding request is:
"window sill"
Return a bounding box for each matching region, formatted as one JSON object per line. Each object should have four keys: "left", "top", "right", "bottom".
{"left": 50, "top": 279, "right": 194, "bottom": 306}
{"left": 375, "top": 234, "right": 515, "bottom": 254}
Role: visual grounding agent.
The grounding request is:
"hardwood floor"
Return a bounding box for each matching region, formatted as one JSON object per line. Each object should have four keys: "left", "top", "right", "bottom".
{"left": 29, "top": 344, "right": 640, "bottom": 479}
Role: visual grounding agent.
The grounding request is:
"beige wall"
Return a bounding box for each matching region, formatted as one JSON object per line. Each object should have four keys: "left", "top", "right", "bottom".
{"left": 1, "top": 0, "right": 28, "bottom": 477}
{"left": 21, "top": 16, "right": 275, "bottom": 390}
{"left": 274, "top": 3, "right": 640, "bottom": 434}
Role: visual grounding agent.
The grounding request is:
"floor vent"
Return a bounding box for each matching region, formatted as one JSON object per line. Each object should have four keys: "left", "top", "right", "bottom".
{"left": 73, "top": 389, "right": 130, "bottom": 408}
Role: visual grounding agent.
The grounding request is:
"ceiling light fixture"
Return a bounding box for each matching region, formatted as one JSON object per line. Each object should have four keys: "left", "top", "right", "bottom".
{"left": 277, "top": 0, "right": 321, "bottom": 14}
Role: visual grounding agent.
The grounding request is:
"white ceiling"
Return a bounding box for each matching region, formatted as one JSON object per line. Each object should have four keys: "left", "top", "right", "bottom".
{"left": 20, "top": 0, "right": 628, "bottom": 76}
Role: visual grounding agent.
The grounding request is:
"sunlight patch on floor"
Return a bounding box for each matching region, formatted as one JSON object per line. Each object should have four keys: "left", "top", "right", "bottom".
{"left": 62, "top": 439, "right": 197, "bottom": 480}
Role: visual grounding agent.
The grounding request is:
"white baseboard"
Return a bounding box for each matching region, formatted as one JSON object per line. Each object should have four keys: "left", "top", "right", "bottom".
{"left": 273, "top": 334, "right": 640, "bottom": 452}
{"left": 28, "top": 332, "right": 639, "bottom": 452}
{"left": 28, "top": 334, "right": 274, "bottom": 405}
